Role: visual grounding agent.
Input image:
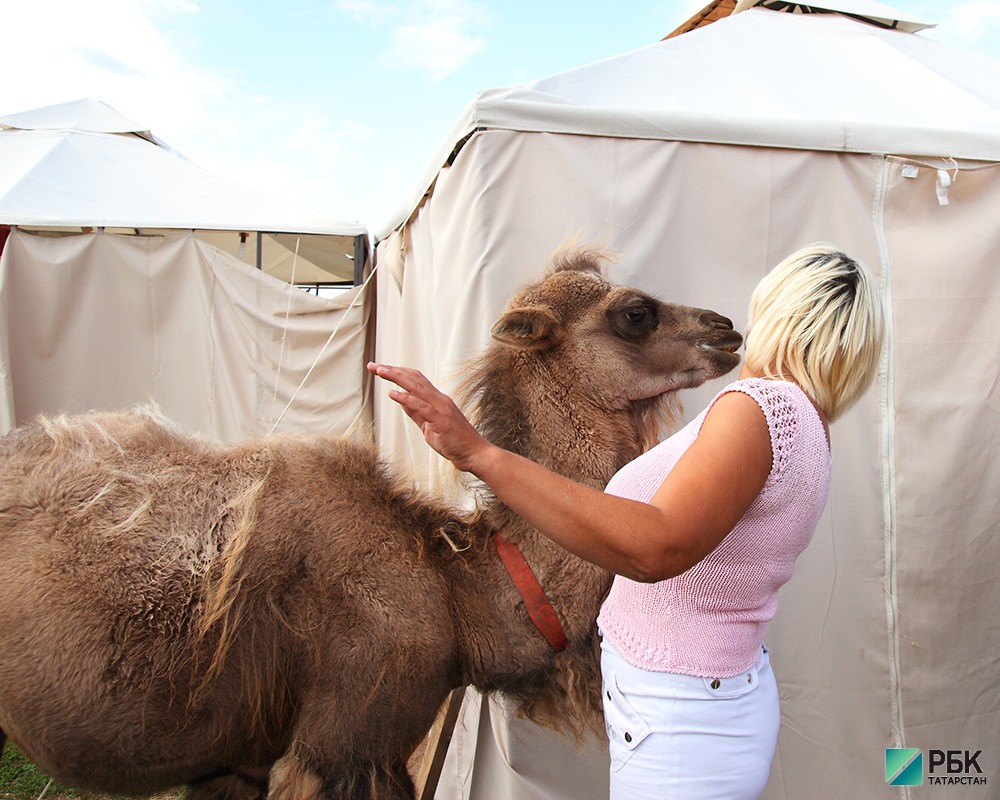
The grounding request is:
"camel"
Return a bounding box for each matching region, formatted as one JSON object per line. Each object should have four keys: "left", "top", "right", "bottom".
{"left": 0, "top": 250, "right": 742, "bottom": 800}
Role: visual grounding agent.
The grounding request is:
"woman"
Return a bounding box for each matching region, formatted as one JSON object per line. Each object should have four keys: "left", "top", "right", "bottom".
{"left": 368, "top": 243, "right": 885, "bottom": 800}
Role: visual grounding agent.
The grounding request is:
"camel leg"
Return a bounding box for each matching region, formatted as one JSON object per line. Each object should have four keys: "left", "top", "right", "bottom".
{"left": 265, "top": 683, "right": 436, "bottom": 800}
{"left": 266, "top": 753, "right": 323, "bottom": 800}
{"left": 268, "top": 637, "right": 452, "bottom": 800}
{"left": 268, "top": 749, "right": 415, "bottom": 800}
{"left": 323, "top": 761, "right": 414, "bottom": 800}
{"left": 185, "top": 767, "right": 270, "bottom": 800}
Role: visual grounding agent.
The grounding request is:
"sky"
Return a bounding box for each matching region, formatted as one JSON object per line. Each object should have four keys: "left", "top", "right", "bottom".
{"left": 3, "top": 0, "right": 1000, "bottom": 238}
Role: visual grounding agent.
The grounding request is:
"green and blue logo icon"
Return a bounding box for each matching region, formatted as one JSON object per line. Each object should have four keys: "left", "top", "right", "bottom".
{"left": 886, "top": 748, "right": 923, "bottom": 786}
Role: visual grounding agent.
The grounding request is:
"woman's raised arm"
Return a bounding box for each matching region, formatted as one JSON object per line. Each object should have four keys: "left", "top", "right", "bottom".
{"left": 367, "top": 363, "right": 772, "bottom": 582}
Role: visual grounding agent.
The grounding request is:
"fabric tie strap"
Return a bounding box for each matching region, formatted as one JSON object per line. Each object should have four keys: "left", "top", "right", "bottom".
{"left": 493, "top": 531, "right": 568, "bottom": 652}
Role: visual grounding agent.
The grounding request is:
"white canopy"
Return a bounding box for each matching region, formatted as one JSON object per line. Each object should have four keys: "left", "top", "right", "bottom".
{"left": 1, "top": 99, "right": 368, "bottom": 284}
{"left": 378, "top": 2, "right": 1000, "bottom": 240}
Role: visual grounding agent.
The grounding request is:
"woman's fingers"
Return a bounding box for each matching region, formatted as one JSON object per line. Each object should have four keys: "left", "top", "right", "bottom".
{"left": 388, "top": 388, "right": 438, "bottom": 426}
{"left": 368, "top": 362, "right": 432, "bottom": 396}
{"left": 370, "top": 361, "right": 451, "bottom": 429}
{"left": 369, "top": 362, "right": 487, "bottom": 472}
{"left": 369, "top": 363, "right": 446, "bottom": 409}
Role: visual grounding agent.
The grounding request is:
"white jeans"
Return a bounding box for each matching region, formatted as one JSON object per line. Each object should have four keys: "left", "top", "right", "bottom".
{"left": 600, "top": 636, "right": 779, "bottom": 800}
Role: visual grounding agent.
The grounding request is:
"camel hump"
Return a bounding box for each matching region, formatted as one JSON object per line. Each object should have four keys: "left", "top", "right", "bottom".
{"left": 0, "top": 406, "right": 212, "bottom": 466}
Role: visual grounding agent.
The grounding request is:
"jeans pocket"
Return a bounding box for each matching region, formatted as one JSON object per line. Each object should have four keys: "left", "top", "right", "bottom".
{"left": 602, "top": 672, "right": 652, "bottom": 772}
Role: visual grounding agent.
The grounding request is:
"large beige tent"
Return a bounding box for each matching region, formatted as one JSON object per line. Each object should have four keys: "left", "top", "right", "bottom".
{"left": 372, "top": 2, "right": 1000, "bottom": 798}
{"left": 0, "top": 99, "right": 373, "bottom": 442}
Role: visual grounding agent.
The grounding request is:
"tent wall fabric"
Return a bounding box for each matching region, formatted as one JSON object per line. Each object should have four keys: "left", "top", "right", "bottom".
{"left": 0, "top": 230, "right": 373, "bottom": 443}
{"left": 372, "top": 7, "right": 1000, "bottom": 798}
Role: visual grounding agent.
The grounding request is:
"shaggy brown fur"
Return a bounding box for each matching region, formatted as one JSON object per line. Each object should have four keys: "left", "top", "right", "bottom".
{"left": 0, "top": 251, "right": 741, "bottom": 800}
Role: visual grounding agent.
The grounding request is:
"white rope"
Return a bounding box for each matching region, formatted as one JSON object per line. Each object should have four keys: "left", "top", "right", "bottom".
{"left": 37, "top": 778, "right": 54, "bottom": 800}
{"left": 268, "top": 235, "right": 301, "bottom": 427}
{"left": 267, "top": 262, "right": 379, "bottom": 436}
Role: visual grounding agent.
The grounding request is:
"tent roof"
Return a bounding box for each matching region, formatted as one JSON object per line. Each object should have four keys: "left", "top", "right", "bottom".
{"left": 378, "top": 3, "right": 1000, "bottom": 239}
{"left": 1, "top": 98, "right": 164, "bottom": 144}
{"left": 0, "top": 99, "right": 365, "bottom": 238}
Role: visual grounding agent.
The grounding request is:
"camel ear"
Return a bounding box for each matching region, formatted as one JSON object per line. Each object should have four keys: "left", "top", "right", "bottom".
{"left": 491, "top": 306, "right": 564, "bottom": 351}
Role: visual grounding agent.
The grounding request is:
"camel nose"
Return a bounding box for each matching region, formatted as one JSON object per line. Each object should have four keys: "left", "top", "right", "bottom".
{"left": 700, "top": 311, "right": 735, "bottom": 331}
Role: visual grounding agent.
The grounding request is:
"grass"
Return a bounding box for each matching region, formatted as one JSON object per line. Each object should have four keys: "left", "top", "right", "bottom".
{"left": 0, "top": 746, "right": 73, "bottom": 800}
{"left": 0, "top": 746, "right": 181, "bottom": 800}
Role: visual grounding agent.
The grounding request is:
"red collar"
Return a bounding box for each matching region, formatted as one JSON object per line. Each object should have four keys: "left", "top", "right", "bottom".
{"left": 493, "top": 531, "right": 568, "bottom": 652}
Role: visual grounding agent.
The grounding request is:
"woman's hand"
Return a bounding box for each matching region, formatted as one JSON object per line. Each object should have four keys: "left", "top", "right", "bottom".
{"left": 367, "top": 362, "right": 490, "bottom": 474}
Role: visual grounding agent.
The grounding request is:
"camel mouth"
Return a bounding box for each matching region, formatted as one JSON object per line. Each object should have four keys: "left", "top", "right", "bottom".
{"left": 709, "top": 348, "right": 743, "bottom": 376}
{"left": 697, "top": 335, "right": 743, "bottom": 354}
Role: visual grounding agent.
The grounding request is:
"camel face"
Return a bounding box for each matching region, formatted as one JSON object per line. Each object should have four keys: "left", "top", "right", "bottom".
{"left": 597, "top": 285, "right": 741, "bottom": 402}
{"left": 492, "top": 264, "right": 742, "bottom": 411}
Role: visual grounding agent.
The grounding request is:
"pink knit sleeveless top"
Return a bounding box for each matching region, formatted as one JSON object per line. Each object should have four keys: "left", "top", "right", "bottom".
{"left": 596, "top": 378, "right": 832, "bottom": 678}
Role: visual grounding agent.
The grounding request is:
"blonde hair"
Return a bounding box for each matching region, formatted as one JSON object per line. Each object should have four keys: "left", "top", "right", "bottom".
{"left": 744, "top": 244, "right": 885, "bottom": 422}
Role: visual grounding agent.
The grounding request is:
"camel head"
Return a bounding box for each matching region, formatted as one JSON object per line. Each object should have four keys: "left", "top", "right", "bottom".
{"left": 461, "top": 250, "right": 742, "bottom": 478}
{"left": 492, "top": 251, "right": 741, "bottom": 403}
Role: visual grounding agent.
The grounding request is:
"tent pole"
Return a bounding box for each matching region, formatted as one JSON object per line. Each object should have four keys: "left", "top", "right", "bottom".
{"left": 414, "top": 689, "right": 464, "bottom": 800}
{"left": 256, "top": 232, "right": 263, "bottom": 270}
{"left": 353, "top": 234, "right": 369, "bottom": 286}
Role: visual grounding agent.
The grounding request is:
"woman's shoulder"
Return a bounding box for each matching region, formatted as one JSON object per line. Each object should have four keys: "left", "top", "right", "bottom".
{"left": 714, "top": 377, "right": 814, "bottom": 424}
{"left": 717, "top": 376, "right": 812, "bottom": 423}
{"left": 708, "top": 377, "right": 826, "bottom": 483}
{"left": 719, "top": 376, "right": 805, "bottom": 400}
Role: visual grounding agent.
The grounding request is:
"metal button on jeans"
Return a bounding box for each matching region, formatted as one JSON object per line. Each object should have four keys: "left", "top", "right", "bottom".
{"left": 711, "top": 679, "right": 721, "bottom": 689}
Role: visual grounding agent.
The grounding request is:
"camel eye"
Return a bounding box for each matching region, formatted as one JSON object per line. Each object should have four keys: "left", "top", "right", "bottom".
{"left": 608, "top": 299, "right": 659, "bottom": 342}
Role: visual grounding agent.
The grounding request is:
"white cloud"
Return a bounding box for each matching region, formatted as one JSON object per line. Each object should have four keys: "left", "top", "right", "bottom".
{"left": 0, "top": 0, "right": 228, "bottom": 129}
{"left": 160, "top": 0, "right": 200, "bottom": 10}
{"left": 335, "top": 0, "right": 388, "bottom": 23}
{"left": 909, "top": 0, "right": 1000, "bottom": 55}
{"left": 382, "top": 17, "right": 486, "bottom": 81}
{"left": 0, "top": 0, "right": 378, "bottom": 223}
{"left": 947, "top": 1, "right": 1000, "bottom": 33}
{"left": 336, "top": 0, "right": 489, "bottom": 81}
{"left": 60, "top": 46, "right": 150, "bottom": 80}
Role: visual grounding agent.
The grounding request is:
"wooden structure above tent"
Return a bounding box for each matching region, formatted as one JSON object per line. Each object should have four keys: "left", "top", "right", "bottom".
{"left": 664, "top": 0, "right": 737, "bottom": 38}
{"left": 665, "top": 1, "right": 936, "bottom": 39}
{"left": 664, "top": 1, "right": 936, "bottom": 39}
